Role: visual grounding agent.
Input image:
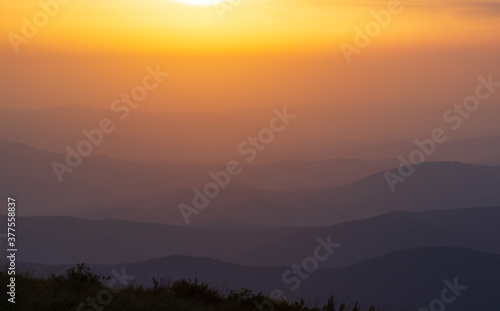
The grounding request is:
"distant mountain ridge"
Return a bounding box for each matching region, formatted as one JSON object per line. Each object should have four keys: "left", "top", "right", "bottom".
{"left": 3, "top": 206, "right": 499, "bottom": 268}
{"left": 182, "top": 161, "right": 500, "bottom": 226}
{"left": 37, "top": 159, "right": 500, "bottom": 227}
{"left": 82, "top": 161, "right": 500, "bottom": 227}
{"left": 2, "top": 105, "right": 500, "bottom": 163}
{"left": 0, "top": 142, "right": 394, "bottom": 214}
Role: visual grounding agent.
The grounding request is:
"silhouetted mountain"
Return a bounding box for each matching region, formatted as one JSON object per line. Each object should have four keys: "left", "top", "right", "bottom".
{"left": 239, "top": 158, "right": 397, "bottom": 190}
{"left": 190, "top": 220, "right": 269, "bottom": 231}
{"left": 199, "top": 161, "right": 500, "bottom": 226}
{"left": 95, "top": 161, "right": 500, "bottom": 227}
{"left": 38, "top": 160, "right": 500, "bottom": 227}
{"left": 0, "top": 142, "right": 395, "bottom": 215}
{"left": 0, "top": 142, "right": 207, "bottom": 211}
{"left": 0, "top": 106, "right": 263, "bottom": 163}
{"left": 3, "top": 105, "right": 500, "bottom": 164}
{"left": 4, "top": 207, "right": 499, "bottom": 268}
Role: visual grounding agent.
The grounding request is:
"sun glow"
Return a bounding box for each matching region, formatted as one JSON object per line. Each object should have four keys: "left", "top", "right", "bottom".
{"left": 173, "top": 0, "right": 222, "bottom": 6}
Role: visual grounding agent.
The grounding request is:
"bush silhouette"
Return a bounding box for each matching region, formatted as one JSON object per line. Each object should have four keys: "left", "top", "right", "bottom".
{"left": 0, "top": 264, "right": 379, "bottom": 311}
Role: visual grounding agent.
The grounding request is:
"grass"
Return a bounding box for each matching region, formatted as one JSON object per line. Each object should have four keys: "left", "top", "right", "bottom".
{"left": 1, "top": 264, "right": 377, "bottom": 311}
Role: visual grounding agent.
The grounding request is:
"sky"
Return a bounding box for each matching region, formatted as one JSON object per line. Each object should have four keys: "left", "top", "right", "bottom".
{"left": 1, "top": 0, "right": 500, "bottom": 112}
{"left": 3, "top": 0, "right": 500, "bottom": 53}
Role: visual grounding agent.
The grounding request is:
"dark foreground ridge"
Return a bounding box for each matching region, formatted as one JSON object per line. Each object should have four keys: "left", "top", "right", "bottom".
{"left": 1, "top": 264, "right": 376, "bottom": 311}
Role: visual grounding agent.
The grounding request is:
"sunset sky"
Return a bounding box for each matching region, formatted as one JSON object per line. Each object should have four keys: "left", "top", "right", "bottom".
{"left": 3, "top": 0, "right": 500, "bottom": 52}
{"left": 2, "top": 0, "right": 500, "bottom": 112}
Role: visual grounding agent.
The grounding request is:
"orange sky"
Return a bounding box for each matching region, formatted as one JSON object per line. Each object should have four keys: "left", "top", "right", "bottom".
{"left": 3, "top": 0, "right": 500, "bottom": 53}
{"left": 1, "top": 0, "right": 500, "bottom": 112}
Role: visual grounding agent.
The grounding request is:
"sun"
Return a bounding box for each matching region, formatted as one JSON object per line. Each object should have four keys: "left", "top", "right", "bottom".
{"left": 174, "top": 0, "right": 223, "bottom": 6}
